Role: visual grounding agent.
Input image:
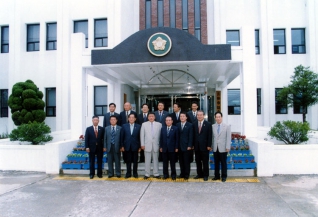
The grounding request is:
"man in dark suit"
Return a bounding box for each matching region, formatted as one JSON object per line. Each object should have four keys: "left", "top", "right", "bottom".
{"left": 136, "top": 103, "right": 149, "bottom": 163}
{"left": 170, "top": 102, "right": 182, "bottom": 126}
{"left": 104, "top": 115, "right": 122, "bottom": 178}
{"left": 85, "top": 115, "right": 105, "bottom": 179}
{"left": 103, "top": 103, "right": 121, "bottom": 127}
{"left": 193, "top": 110, "right": 212, "bottom": 181}
{"left": 160, "top": 116, "right": 179, "bottom": 180}
{"left": 187, "top": 101, "right": 199, "bottom": 124}
{"left": 121, "top": 113, "right": 141, "bottom": 178}
{"left": 120, "top": 102, "right": 138, "bottom": 125}
{"left": 155, "top": 101, "right": 168, "bottom": 126}
{"left": 176, "top": 112, "right": 193, "bottom": 180}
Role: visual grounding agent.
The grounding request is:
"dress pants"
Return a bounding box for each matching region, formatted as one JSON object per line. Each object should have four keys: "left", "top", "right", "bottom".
{"left": 107, "top": 145, "right": 121, "bottom": 176}
{"left": 144, "top": 150, "right": 159, "bottom": 177}
{"left": 139, "top": 149, "right": 145, "bottom": 162}
{"left": 162, "top": 151, "right": 176, "bottom": 178}
{"left": 89, "top": 145, "right": 103, "bottom": 176}
{"left": 194, "top": 150, "right": 209, "bottom": 177}
{"left": 179, "top": 150, "right": 191, "bottom": 178}
{"left": 125, "top": 149, "right": 138, "bottom": 176}
{"left": 214, "top": 148, "right": 228, "bottom": 179}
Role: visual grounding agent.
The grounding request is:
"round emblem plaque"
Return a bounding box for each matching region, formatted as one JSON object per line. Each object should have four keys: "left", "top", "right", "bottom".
{"left": 147, "top": 32, "right": 172, "bottom": 57}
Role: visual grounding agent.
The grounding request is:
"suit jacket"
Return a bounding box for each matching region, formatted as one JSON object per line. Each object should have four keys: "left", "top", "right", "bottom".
{"left": 212, "top": 122, "right": 231, "bottom": 152}
{"left": 160, "top": 125, "right": 179, "bottom": 152}
{"left": 193, "top": 120, "right": 212, "bottom": 151}
{"left": 85, "top": 125, "right": 105, "bottom": 153}
{"left": 103, "top": 112, "right": 121, "bottom": 127}
{"left": 140, "top": 121, "right": 162, "bottom": 152}
{"left": 176, "top": 122, "right": 193, "bottom": 151}
{"left": 104, "top": 125, "right": 122, "bottom": 153}
{"left": 155, "top": 110, "right": 168, "bottom": 126}
{"left": 170, "top": 112, "right": 181, "bottom": 126}
{"left": 119, "top": 110, "right": 138, "bottom": 126}
{"left": 120, "top": 123, "right": 141, "bottom": 152}
{"left": 137, "top": 113, "right": 149, "bottom": 125}
{"left": 187, "top": 111, "right": 197, "bottom": 123}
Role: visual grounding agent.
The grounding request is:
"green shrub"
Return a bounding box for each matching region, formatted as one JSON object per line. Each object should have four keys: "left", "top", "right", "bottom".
{"left": 9, "top": 121, "right": 53, "bottom": 145}
{"left": 268, "top": 120, "right": 310, "bottom": 144}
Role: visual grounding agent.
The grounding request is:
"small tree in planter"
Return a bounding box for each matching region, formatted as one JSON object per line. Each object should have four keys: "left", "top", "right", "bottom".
{"left": 268, "top": 120, "right": 310, "bottom": 144}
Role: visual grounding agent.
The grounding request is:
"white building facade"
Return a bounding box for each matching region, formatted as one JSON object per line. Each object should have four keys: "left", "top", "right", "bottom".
{"left": 0, "top": 0, "right": 317, "bottom": 140}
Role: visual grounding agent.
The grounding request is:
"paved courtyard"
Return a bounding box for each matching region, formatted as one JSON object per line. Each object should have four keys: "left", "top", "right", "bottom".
{"left": 0, "top": 171, "right": 317, "bottom": 217}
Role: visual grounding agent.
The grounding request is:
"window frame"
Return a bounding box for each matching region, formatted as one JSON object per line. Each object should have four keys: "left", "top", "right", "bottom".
{"left": 228, "top": 89, "right": 241, "bottom": 115}
{"left": 157, "top": 0, "right": 164, "bottom": 27}
{"left": 194, "top": 0, "right": 201, "bottom": 41}
{"left": 0, "top": 89, "right": 8, "bottom": 118}
{"left": 94, "top": 86, "right": 108, "bottom": 116}
{"left": 273, "top": 29, "right": 286, "bottom": 54}
{"left": 275, "top": 88, "right": 288, "bottom": 114}
{"left": 145, "top": 0, "right": 152, "bottom": 29}
{"left": 291, "top": 28, "right": 306, "bottom": 54}
{"left": 74, "top": 20, "right": 88, "bottom": 48}
{"left": 94, "top": 19, "right": 108, "bottom": 48}
{"left": 46, "top": 22, "right": 57, "bottom": 51}
{"left": 46, "top": 88, "right": 56, "bottom": 117}
{"left": 257, "top": 88, "right": 261, "bottom": 114}
{"left": 27, "top": 24, "right": 40, "bottom": 52}
{"left": 255, "top": 29, "right": 260, "bottom": 54}
{"left": 169, "top": 0, "right": 176, "bottom": 28}
{"left": 226, "top": 30, "right": 240, "bottom": 46}
{"left": 1, "top": 26, "right": 9, "bottom": 53}
{"left": 293, "top": 94, "right": 307, "bottom": 114}
{"left": 182, "top": 0, "right": 188, "bottom": 32}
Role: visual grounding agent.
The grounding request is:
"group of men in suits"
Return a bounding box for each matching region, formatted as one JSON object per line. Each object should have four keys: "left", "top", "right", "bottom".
{"left": 85, "top": 101, "right": 231, "bottom": 182}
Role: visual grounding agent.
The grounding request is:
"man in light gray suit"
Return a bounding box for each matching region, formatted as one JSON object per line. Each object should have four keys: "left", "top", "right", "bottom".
{"left": 140, "top": 112, "right": 162, "bottom": 179}
{"left": 104, "top": 115, "right": 122, "bottom": 178}
{"left": 212, "top": 111, "right": 231, "bottom": 182}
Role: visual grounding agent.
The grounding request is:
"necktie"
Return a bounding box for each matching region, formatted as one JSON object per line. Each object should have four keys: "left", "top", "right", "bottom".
{"left": 176, "top": 113, "right": 179, "bottom": 120}
{"left": 111, "top": 126, "right": 115, "bottom": 144}
{"left": 217, "top": 124, "right": 220, "bottom": 134}
{"left": 130, "top": 124, "right": 133, "bottom": 135}
{"left": 167, "top": 127, "right": 170, "bottom": 136}
{"left": 151, "top": 122, "right": 154, "bottom": 137}
{"left": 159, "top": 111, "right": 162, "bottom": 121}
{"left": 126, "top": 111, "right": 129, "bottom": 122}
{"left": 182, "top": 123, "right": 184, "bottom": 130}
{"left": 193, "top": 112, "right": 196, "bottom": 117}
{"left": 94, "top": 127, "right": 98, "bottom": 138}
{"left": 143, "top": 114, "right": 147, "bottom": 122}
{"left": 111, "top": 113, "right": 113, "bottom": 116}
{"left": 199, "top": 122, "right": 202, "bottom": 133}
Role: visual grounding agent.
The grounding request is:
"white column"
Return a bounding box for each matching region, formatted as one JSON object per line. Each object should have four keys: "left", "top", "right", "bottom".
{"left": 70, "top": 33, "right": 86, "bottom": 139}
{"left": 241, "top": 26, "right": 257, "bottom": 137}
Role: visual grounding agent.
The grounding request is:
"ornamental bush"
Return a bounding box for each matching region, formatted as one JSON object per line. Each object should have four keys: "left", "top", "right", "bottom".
{"left": 8, "top": 80, "right": 45, "bottom": 126}
{"left": 9, "top": 121, "right": 53, "bottom": 145}
{"left": 268, "top": 120, "right": 310, "bottom": 144}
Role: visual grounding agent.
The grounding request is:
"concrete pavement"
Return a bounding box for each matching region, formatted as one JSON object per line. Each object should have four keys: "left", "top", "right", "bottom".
{"left": 0, "top": 171, "right": 317, "bottom": 217}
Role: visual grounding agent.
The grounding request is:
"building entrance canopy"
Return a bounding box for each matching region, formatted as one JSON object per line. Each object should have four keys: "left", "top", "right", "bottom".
{"left": 89, "top": 27, "right": 241, "bottom": 93}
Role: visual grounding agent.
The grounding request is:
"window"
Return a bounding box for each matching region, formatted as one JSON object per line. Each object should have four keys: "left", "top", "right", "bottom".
{"left": 94, "top": 86, "right": 107, "bottom": 116}
{"left": 145, "top": 0, "right": 152, "bottom": 29}
{"left": 182, "top": 0, "right": 188, "bottom": 31}
{"left": 292, "top": 28, "right": 306, "bottom": 54}
{"left": 46, "top": 23, "right": 57, "bottom": 50}
{"left": 293, "top": 94, "right": 307, "bottom": 114}
{"left": 158, "top": 0, "right": 164, "bottom": 27}
{"left": 170, "top": 0, "right": 176, "bottom": 28}
{"left": 275, "top": 88, "right": 287, "bottom": 114}
{"left": 94, "top": 19, "right": 108, "bottom": 47}
{"left": 46, "top": 88, "right": 56, "bottom": 117}
{"left": 228, "top": 89, "right": 241, "bottom": 115}
{"left": 27, "top": 24, "right": 40, "bottom": 51}
{"left": 257, "top": 88, "right": 261, "bottom": 114}
{"left": 273, "top": 29, "right": 286, "bottom": 54}
{"left": 1, "top": 26, "right": 9, "bottom": 53}
{"left": 194, "top": 0, "right": 201, "bottom": 41}
{"left": 226, "top": 30, "right": 240, "bottom": 46}
{"left": 74, "top": 20, "right": 88, "bottom": 48}
{"left": 255, "top": 29, "right": 260, "bottom": 54}
{"left": 0, "top": 89, "right": 8, "bottom": 117}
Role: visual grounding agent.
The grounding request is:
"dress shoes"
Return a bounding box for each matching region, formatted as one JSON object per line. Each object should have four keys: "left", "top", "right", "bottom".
{"left": 133, "top": 174, "right": 138, "bottom": 178}
{"left": 163, "top": 176, "right": 169, "bottom": 180}
{"left": 212, "top": 177, "right": 220, "bottom": 181}
{"left": 184, "top": 176, "right": 189, "bottom": 180}
{"left": 125, "top": 175, "right": 131, "bottom": 179}
{"left": 97, "top": 174, "right": 103, "bottom": 178}
{"left": 194, "top": 175, "right": 203, "bottom": 179}
{"left": 143, "top": 176, "right": 149, "bottom": 180}
{"left": 177, "top": 175, "right": 185, "bottom": 179}
{"left": 172, "top": 176, "right": 176, "bottom": 181}
{"left": 108, "top": 175, "right": 113, "bottom": 178}
{"left": 154, "top": 175, "right": 161, "bottom": 179}
{"left": 204, "top": 177, "right": 208, "bottom": 181}
{"left": 116, "top": 175, "right": 121, "bottom": 178}
{"left": 222, "top": 178, "right": 226, "bottom": 182}
{"left": 89, "top": 175, "right": 94, "bottom": 179}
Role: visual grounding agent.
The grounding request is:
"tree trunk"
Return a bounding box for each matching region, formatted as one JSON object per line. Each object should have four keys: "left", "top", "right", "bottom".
{"left": 303, "top": 112, "right": 306, "bottom": 123}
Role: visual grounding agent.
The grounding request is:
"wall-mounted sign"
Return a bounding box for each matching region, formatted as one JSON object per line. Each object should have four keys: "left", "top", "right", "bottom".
{"left": 147, "top": 32, "right": 172, "bottom": 57}
{"left": 216, "top": 91, "right": 221, "bottom": 112}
